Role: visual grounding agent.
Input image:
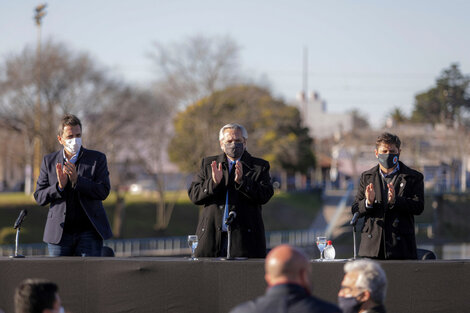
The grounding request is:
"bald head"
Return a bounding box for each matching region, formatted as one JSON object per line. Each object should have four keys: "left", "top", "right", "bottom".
{"left": 265, "top": 245, "right": 311, "bottom": 289}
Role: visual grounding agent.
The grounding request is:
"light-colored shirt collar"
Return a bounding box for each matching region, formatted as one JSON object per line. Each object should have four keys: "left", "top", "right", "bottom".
{"left": 380, "top": 162, "right": 399, "bottom": 178}
{"left": 62, "top": 147, "right": 81, "bottom": 164}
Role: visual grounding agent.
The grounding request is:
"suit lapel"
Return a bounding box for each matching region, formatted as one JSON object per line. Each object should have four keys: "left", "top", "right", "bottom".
{"left": 56, "top": 149, "right": 65, "bottom": 165}
{"left": 396, "top": 174, "right": 406, "bottom": 196}
{"left": 373, "top": 169, "right": 383, "bottom": 204}
{"left": 239, "top": 151, "right": 254, "bottom": 175}
{"left": 75, "top": 148, "right": 86, "bottom": 175}
{"left": 215, "top": 154, "right": 230, "bottom": 186}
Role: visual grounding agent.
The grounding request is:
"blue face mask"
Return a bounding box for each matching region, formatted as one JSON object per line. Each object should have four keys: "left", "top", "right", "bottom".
{"left": 338, "top": 296, "right": 362, "bottom": 313}
{"left": 377, "top": 153, "right": 399, "bottom": 169}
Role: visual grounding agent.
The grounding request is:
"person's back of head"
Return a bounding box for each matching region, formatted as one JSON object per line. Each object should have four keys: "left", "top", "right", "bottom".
{"left": 264, "top": 244, "right": 311, "bottom": 292}
{"left": 14, "top": 279, "right": 59, "bottom": 313}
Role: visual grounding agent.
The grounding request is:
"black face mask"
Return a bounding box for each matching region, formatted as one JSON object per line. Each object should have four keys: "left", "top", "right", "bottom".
{"left": 224, "top": 142, "right": 244, "bottom": 159}
{"left": 377, "top": 153, "right": 399, "bottom": 169}
{"left": 338, "top": 296, "right": 362, "bottom": 313}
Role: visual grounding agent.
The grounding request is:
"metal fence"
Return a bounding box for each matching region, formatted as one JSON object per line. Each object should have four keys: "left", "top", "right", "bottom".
{"left": 0, "top": 229, "right": 323, "bottom": 257}
{"left": 2, "top": 229, "right": 469, "bottom": 259}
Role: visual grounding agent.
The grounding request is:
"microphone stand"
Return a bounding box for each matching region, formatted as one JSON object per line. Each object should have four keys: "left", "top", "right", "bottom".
{"left": 10, "top": 226, "right": 25, "bottom": 259}
{"left": 222, "top": 212, "right": 247, "bottom": 260}
{"left": 352, "top": 223, "right": 357, "bottom": 260}
{"left": 224, "top": 212, "right": 236, "bottom": 260}
{"left": 350, "top": 212, "right": 360, "bottom": 260}
{"left": 226, "top": 223, "right": 233, "bottom": 260}
{"left": 10, "top": 209, "right": 27, "bottom": 259}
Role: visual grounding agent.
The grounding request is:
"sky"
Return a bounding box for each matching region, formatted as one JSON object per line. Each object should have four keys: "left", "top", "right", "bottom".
{"left": 1, "top": 0, "right": 469, "bottom": 128}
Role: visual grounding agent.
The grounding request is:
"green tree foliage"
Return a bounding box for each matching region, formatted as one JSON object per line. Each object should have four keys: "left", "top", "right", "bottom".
{"left": 412, "top": 64, "right": 470, "bottom": 126}
{"left": 388, "top": 107, "right": 408, "bottom": 125}
{"left": 168, "top": 85, "right": 316, "bottom": 173}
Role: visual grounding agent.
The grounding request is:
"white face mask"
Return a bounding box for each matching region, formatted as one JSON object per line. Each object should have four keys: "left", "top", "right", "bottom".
{"left": 64, "top": 137, "right": 82, "bottom": 155}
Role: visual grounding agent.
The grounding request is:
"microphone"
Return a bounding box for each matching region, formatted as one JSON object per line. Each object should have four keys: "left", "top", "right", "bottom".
{"left": 225, "top": 211, "right": 237, "bottom": 226}
{"left": 350, "top": 212, "right": 360, "bottom": 226}
{"left": 14, "top": 209, "right": 28, "bottom": 229}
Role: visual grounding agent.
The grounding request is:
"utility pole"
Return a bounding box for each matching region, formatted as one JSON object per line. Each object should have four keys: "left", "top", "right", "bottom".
{"left": 32, "top": 4, "right": 47, "bottom": 193}
{"left": 302, "top": 46, "right": 308, "bottom": 124}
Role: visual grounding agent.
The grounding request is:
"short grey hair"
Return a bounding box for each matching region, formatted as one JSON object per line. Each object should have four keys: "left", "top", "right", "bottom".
{"left": 344, "top": 259, "right": 387, "bottom": 304}
{"left": 218, "top": 123, "right": 248, "bottom": 141}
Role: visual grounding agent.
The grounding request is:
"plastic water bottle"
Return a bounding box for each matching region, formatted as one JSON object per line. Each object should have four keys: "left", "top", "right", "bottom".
{"left": 324, "top": 240, "right": 336, "bottom": 260}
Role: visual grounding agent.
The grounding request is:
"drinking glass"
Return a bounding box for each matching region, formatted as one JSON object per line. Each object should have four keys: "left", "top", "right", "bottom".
{"left": 316, "top": 236, "right": 327, "bottom": 261}
{"left": 188, "top": 235, "right": 198, "bottom": 260}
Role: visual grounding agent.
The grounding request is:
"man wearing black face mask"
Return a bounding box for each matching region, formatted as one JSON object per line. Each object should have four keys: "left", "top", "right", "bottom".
{"left": 338, "top": 260, "right": 387, "bottom": 313}
{"left": 351, "top": 132, "right": 424, "bottom": 259}
{"left": 188, "top": 123, "right": 274, "bottom": 258}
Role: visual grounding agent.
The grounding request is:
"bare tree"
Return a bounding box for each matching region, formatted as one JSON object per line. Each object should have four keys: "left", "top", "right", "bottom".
{"left": 149, "top": 34, "right": 241, "bottom": 107}
{"left": 0, "top": 40, "right": 142, "bottom": 237}
{"left": 84, "top": 85, "right": 145, "bottom": 237}
{"left": 0, "top": 40, "right": 113, "bottom": 193}
{"left": 139, "top": 34, "right": 243, "bottom": 230}
{"left": 125, "top": 89, "right": 180, "bottom": 230}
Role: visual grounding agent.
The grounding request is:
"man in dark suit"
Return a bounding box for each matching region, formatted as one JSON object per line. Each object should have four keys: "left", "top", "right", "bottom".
{"left": 351, "top": 132, "right": 424, "bottom": 259}
{"left": 188, "top": 123, "right": 274, "bottom": 258}
{"left": 229, "top": 244, "right": 341, "bottom": 313}
{"left": 34, "top": 114, "right": 112, "bottom": 256}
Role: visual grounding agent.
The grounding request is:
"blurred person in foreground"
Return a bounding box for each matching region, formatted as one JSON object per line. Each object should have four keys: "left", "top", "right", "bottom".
{"left": 15, "top": 278, "right": 65, "bottom": 313}
{"left": 229, "top": 244, "right": 341, "bottom": 313}
{"left": 188, "top": 123, "right": 274, "bottom": 258}
{"left": 338, "top": 259, "right": 387, "bottom": 313}
{"left": 34, "top": 114, "right": 112, "bottom": 256}
{"left": 351, "top": 132, "right": 424, "bottom": 259}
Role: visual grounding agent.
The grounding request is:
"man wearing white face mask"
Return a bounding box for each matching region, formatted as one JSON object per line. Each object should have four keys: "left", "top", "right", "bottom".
{"left": 34, "top": 114, "right": 112, "bottom": 256}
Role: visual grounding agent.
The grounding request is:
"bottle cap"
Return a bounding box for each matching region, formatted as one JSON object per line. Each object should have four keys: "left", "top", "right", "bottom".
{"left": 327, "top": 240, "right": 332, "bottom": 245}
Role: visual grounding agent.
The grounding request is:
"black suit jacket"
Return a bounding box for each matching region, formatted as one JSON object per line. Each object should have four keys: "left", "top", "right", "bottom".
{"left": 229, "top": 284, "right": 341, "bottom": 313}
{"left": 34, "top": 148, "right": 113, "bottom": 244}
{"left": 351, "top": 161, "right": 424, "bottom": 259}
{"left": 188, "top": 151, "right": 273, "bottom": 258}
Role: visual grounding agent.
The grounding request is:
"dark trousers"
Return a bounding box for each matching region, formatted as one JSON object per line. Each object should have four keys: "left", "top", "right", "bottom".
{"left": 47, "top": 230, "right": 103, "bottom": 257}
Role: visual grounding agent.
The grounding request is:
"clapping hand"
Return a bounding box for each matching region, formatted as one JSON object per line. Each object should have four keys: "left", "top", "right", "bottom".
{"left": 56, "top": 163, "right": 68, "bottom": 189}
{"left": 211, "top": 161, "right": 223, "bottom": 185}
{"left": 365, "top": 183, "right": 375, "bottom": 206}
{"left": 64, "top": 162, "right": 78, "bottom": 186}
{"left": 234, "top": 161, "right": 243, "bottom": 184}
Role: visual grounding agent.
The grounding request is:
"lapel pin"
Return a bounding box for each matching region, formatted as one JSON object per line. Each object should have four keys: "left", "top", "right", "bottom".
{"left": 400, "top": 183, "right": 404, "bottom": 187}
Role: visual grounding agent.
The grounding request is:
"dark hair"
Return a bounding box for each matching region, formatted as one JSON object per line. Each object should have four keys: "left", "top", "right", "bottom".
{"left": 58, "top": 114, "right": 82, "bottom": 136}
{"left": 14, "top": 279, "right": 58, "bottom": 313}
{"left": 375, "top": 132, "right": 401, "bottom": 149}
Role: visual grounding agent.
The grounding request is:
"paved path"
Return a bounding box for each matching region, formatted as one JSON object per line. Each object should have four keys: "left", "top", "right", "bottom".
{"left": 310, "top": 188, "right": 356, "bottom": 239}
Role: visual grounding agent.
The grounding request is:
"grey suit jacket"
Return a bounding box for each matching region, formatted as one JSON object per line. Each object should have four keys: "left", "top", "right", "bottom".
{"left": 34, "top": 148, "right": 113, "bottom": 244}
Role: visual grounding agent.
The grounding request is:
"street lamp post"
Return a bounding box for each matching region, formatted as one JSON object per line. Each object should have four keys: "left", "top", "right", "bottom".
{"left": 32, "top": 4, "right": 46, "bottom": 194}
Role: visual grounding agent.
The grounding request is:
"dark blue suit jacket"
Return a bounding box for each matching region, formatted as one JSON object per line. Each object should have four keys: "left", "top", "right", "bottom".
{"left": 229, "top": 284, "right": 341, "bottom": 313}
{"left": 34, "top": 148, "right": 113, "bottom": 244}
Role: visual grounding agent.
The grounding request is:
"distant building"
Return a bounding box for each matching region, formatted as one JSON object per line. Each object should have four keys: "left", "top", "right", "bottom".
{"left": 328, "top": 122, "right": 470, "bottom": 192}
{"left": 295, "top": 91, "right": 353, "bottom": 139}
